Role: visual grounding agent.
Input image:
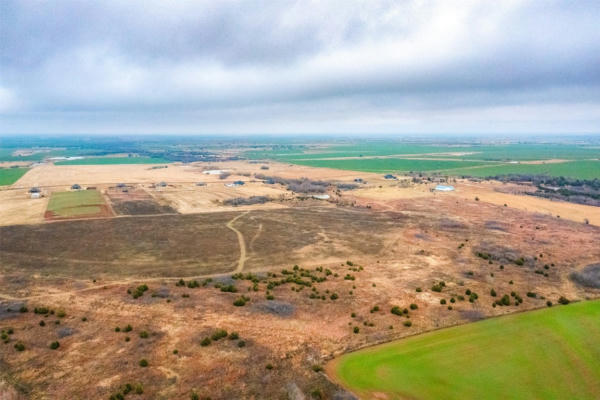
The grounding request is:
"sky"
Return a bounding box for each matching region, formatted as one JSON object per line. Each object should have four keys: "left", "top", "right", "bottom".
{"left": 1, "top": 0, "right": 599, "bottom": 135}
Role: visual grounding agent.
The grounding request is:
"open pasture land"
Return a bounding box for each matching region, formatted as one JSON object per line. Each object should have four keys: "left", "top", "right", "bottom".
{"left": 45, "top": 190, "right": 111, "bottom": 219}
{"left": 331, "top": 300, "right": 600, "bottom": 400}
{"left": 0, "top": 189, "right": 48, "bottom": 226}
{"left": 1, "top": 196, "right": 600, "bottom": 398}
{"left": 0, "top": 167, "right": 29, "bottom": 186}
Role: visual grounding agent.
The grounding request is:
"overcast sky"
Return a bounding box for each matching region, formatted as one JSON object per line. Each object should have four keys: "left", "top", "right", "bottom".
{"left": 1, "top": 0, "right": 599, "bottom": 135}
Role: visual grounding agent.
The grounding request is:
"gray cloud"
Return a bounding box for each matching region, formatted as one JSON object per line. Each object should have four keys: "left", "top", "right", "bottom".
{"left": 1, "top": 0, "right": 599, "bottom": 134}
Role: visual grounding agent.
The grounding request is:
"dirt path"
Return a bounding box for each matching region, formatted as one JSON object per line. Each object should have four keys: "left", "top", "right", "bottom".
{"left": 226, "top": 211, "right": 250, "bottom": 273}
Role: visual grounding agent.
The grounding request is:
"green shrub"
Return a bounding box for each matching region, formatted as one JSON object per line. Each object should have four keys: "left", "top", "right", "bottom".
{"left": 391, "top": 306, "right": 402, "bottom": 316}
{"left": 353, "top": 327, "right": 360, "bottom": 334}
{"left": 547, "top": 301, "right": 553, "bottom": 307}
{"left": 190, "top": 392, "right": 200, "bottom": 400}
{"left": 266, "top": 294, "right": 275, "bottom": 300}
{"left": 229, "top": 332, "right": 239, "bottom": 340}
{"left": 330, "top": 293, "right": 338, "bottom": 300}
{"left": 416, "top": 287, "right": 422, "bottom": 292}
{"left": 403, "top": 321, "right": 412, "bottom": 327}
{"left": 233, "top": 297, "right": 247, "bottom": 306}
{"left": 490, "top": 289, "right": 497, "bottom": 297}
{"left": 527, "top": 292, "right": 537, "bottom": 298}
{"left": 56, "top": 309, "right": 66, "bottom": 318}
{"left": 139, "top": 359, "right": 148, "bottom": 367}
{"left": 134, "top": 383, "right": 143, "bottom": 394}
{"left": 200, "top": 337, "right": 211, "bottom": 346}
{"left": 409, "top": 303, "right": 418, "bottom": 310}
{"left": 49, "top": 341, "right": 60, "bottom": 350}
{"left": 238, "top": 340, "right": 246, "bottom": 347}
{"left": 558, "top": 296, "right": 570, "bottom": 305}
{"left": 115, "top": 327, "right": 121, "bottom": 332}
{"left": 211, "top": 329, "right": 228, "bottom": 341}
{"left": 440, "top": 299, "right": 446, "bottom": 305}
{"left": 19, "top": 306, "right": 28, "bottom": 313}
{"left": 14, "top": 342, "right": 25, "bottom": 351}
{"left": 139, "top": 331, "right": 149, "bottom": 339}
{"left": 312, "top": 364, "right": 324, "bottom": 372}
{"left": 265, "top": 363, "right": 273, "bottom": 370}
{"left": 124, "top": 324, "right": 132, "bottom": 332}
{"left": 39, "top": 320, "right": 45, "bottom": 327}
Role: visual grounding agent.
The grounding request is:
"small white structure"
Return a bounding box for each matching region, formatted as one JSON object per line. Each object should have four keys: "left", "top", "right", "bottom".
{"left": 311, "top": 194, "right": 330, "bottom": 200}
{"left": 203, "top": 169, "right": 228, "bottom": 175}
{"left": 30, "top": 192, "right": 41, "bottom": 199}
{"left": 434, "top": 185, "right": 455, "bottom": 192}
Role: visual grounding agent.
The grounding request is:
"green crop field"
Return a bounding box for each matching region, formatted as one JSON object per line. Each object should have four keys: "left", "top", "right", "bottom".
{"left": 0, "top": 167, "right": 29, "bottom": 186}
{"left": 445, "top": 160, "right": 600, "bottom": 180}
{"left": 248, "top": 142, "right": 600, "bottom": 179}
{"left": 54, "top": 157, "right": 169, "bottom": 165}
{"left": 333, "top": 300, "right": 600, "bottom": 400}
{"left": 47, "top": 190, "right": 105, "bottom": 217}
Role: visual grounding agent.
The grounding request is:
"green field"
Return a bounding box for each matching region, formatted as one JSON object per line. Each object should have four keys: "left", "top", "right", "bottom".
{"left": 0, "top": 167, "right": 28, "bottom": 186}
{"left": 333, "top": 300, "right": 600, "bottom": 400}
{"left": 248, "top": 142, "right": 600, "bottom": 179}
{"left": 47, "top": 190, "right": 105, "bottom": 217}
{"left": 54, "top": 157, "right": 169, "bottom": 165}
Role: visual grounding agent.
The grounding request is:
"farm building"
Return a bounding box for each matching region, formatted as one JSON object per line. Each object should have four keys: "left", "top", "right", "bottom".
{"left": 203, "top": 169, "right": 228, "bottom": 175}
{"left": 30, "top": 192, "right": 41, "bottom": 199}
{"left": 312, "top": 194, "right": 330, "bottom": 200}
{"left": 434, "top": 185, "right": 455, "bottom": 192}
{"left": 71, "top": 184, "right": 81, "bottom": 190}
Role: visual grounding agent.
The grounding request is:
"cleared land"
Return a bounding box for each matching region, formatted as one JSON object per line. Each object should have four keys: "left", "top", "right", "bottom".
{"left": 0, "top": 168, "right": 28, "bottom": 186}
{"left": 331, "top": 300, "right": 600, "bottom": 400}
{"left": 45, "top": 190, "right": 109, "bottom": 219}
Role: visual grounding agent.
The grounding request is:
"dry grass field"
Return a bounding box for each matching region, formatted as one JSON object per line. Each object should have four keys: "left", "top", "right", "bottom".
{"left": 1, "top": 161, "right": 600, "bottom": 399}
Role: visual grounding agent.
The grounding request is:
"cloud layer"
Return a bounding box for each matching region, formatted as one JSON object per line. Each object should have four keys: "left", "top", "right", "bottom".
{"left": 1, "top": 0, "right": 599, "bottom": 134}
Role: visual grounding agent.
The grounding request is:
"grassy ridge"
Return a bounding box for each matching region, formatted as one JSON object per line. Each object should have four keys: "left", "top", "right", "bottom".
{"left": 334, "top": 300, "right": 600, "bottom": 400}
{"left": 0, "top": 167, "right": 29, "bottom": 186}
{"left": 54, "top": 157, "right": 169, "bottom": 165}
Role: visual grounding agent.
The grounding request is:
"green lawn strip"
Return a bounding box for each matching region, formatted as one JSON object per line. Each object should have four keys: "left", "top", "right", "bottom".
{"left": 0, "top": 167, "right": 29, "bottom": 186}
{"left": 47, "top": 190, "right": 105, "bottom": 217}
{"left": 54, "top": 157, "right": 169, "bottom": 165}
{"left": 335, "top": 300, "right": 600, "bottom": 400}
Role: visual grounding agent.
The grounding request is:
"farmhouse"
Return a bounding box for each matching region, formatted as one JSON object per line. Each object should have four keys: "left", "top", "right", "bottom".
{"left": 71, "top": 184, "right": 81, "bottom": 190}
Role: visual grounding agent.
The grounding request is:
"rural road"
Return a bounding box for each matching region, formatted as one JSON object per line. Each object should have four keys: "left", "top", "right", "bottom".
{"left": 226, "top": 211, "right": 249, "bottom": 273}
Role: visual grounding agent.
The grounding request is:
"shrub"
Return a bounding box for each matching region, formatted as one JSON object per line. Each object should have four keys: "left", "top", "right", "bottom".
{"left": 527, "top": 292, "right": 537, "bottom": 298}
{"left": 139, "top": 359, "right": 148, "bottom": 367}
{"left": 265, "top": 363, "right": 273, "bottom": 370}
{"left": 238, "top": 340, "right": 246, "bottom": 347}
{"left": 134, "top": 384, "right": 143, "bottom": 394}
{"left": 403, "top": 321, "right": 412, "bottom": 327}
{"left": 558, "top": 296, "right": 570, "bottom": 305}
{"left": 211, "top": 329, "right": 228, "bottom": 341}
{"left": 370, "top": 306, "right": 380, "bottom": 313}
{"left": 190, "top": 392, "right": 200, "bottom": 400}
{"left": 440, "top": 299, "right": 446, "bottom": 305}
{"left": 353, "top": 327, "right": 360, "bottom": 334}
{"left": 229, "top": 332, "right": 239, "bottom": 340}
{"left": 56, "top": 309, "right": 66, "bottom": 318}
{"left": 139, "top": 331, "right": 149, "bottom": 339}
{"left": 409, "top": 303, "right": 418, "bottom": 310}
{"left": 391, "top": 306, "right": 402, "bottom": 316}
{"left": 431, "top": 283, "right": 443, "bottom": 292}
{"left": 266, "top": 294, "right": 275, "bottom": 300}
{"left": 330, "top": 293, "right": 338, "bottom": 300}
{"left": 350, "top": 312, "right": 356, "bottom": 318}
{"left": 14, "top": 342, "right": 25, "bottom": 351}
{"left": 233, "top": 297, "right": 247, "bottom": 307}
{"left": 490, "top": 289, "right": 497, "bottom": 297}
{"left": 19, "top": 306, "right": 28, "bottom": 313}
{"left": 500, "top": 294, "right": 510, "bottom": 306}
{"left": 49, "top": 341, "right": 60, "bottom": 350}
{"left": 312, "top": 364, "right": 324, "bottom": 372}
{"left": 39, "top": 320, "right": 46, "bottom": 327}
{"left": 547, "top": 301, "right": 553, "bottom": 307}
{"left": 124, "top": 324, "right": 132, "bottom": 332}
{"left": 115, "top": 327, "right": 121, "bottom": 332}
{"left": 415, "top": 287, "right": 422, "bottom": 292}
{"left": 200, "top": 337, "right": 211, "bottom": 346}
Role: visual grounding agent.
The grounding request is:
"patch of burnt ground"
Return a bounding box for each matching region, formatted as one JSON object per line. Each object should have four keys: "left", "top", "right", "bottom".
{"left": 570, "top": 264, "right": 600, "bottom": 289}
{"left": 252, "top": 300, "right": 295, "bottom": 317}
